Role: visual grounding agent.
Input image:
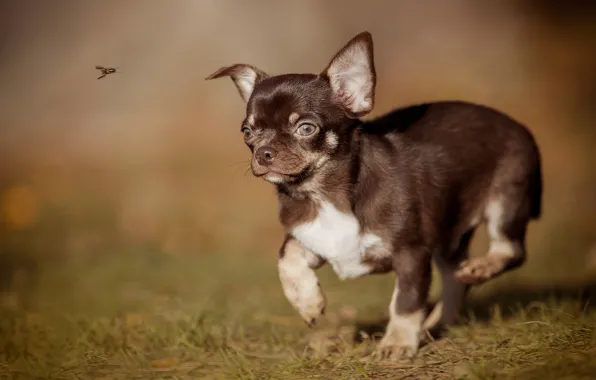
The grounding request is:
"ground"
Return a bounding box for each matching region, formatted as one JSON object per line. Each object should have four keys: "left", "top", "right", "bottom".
{"left": 1, "top": 249, "right": 595, "bottom": 380}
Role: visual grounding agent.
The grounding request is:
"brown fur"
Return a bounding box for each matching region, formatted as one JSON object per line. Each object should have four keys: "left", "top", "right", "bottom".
{"left": 206, "top": 31, "right": 542, "bottom": 359}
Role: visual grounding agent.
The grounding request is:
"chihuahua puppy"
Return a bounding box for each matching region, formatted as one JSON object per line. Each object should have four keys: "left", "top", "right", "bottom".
{"left": 206, "top": 32, "right": 542, "bottom": 360}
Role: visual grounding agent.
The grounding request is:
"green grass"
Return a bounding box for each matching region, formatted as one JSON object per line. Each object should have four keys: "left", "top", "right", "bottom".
{"left": 1, "top": 249, "right": 595, "bottom": 379}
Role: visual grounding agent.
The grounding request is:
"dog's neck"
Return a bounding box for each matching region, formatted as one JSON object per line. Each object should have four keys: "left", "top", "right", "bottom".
{"left": 276, "top": 121, "right": 363, "bottom": 213}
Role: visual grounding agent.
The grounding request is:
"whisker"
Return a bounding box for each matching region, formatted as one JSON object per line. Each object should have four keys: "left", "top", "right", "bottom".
{"left": 232, "top": 164, "right": 251, "bottom": 177}
{"left": 228, "top": 160, "right": 250, "bottom": 168}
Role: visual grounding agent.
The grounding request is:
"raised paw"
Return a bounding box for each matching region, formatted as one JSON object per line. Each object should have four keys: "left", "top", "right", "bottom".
{"left": 455, "top": 256, "right": 507, "bottom": 285}
{"left": 278, "top": 239, "right": 327, "bottom": 327}
{"left": 279, "top": 272, "right": 326, "bottom": 327}
{"left": 298, "top": 290, "right": 326, "bottom": 327}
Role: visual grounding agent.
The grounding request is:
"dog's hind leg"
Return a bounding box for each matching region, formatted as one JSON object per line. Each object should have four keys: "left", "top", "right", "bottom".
{"left": 455, "top": 194, "right": 529, "bottom": 285}
{"left": 423, "top": 230, "right": 473, "bottom": 336}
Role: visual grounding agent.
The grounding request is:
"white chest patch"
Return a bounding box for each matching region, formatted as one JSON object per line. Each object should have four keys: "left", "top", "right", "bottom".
{"left": 291, "top": 201, "right": 386, "bottom": 280}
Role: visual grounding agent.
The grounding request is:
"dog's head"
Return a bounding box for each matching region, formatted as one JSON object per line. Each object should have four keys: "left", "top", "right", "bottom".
{"left": 206, "top": 32, "right": 376, "bottom": 185}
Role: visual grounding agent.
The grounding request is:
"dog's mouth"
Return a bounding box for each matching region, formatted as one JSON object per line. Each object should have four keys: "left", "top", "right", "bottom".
{"left": 252, "top": 165, "right": 313, "bottom": 185}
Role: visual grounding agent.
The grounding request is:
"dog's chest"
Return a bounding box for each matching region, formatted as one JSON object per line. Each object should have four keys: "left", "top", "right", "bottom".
{"left": 291, "top": 201, "right": 385, "bottom": 280}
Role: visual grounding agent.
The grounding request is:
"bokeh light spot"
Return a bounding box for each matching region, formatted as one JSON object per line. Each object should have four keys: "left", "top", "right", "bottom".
{"left": 1, "top": 185, "right": 39, "bottom": 229}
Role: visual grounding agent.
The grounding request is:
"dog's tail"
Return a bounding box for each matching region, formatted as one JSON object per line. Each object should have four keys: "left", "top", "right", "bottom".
{"left": 529, "top": 154, "right": 542, "bottom": 220}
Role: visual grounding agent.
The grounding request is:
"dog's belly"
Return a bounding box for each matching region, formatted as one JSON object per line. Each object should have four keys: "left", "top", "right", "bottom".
{"left": 291, "top": 201, "right": 389, "bottom": 280}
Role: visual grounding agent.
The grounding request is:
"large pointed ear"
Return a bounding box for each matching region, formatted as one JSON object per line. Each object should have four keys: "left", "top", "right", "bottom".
{"left": 323, "top": 32, "right": 376, "bottom": 118}
{"left": 205, "top": 64, "right": 269, "bottom": 102}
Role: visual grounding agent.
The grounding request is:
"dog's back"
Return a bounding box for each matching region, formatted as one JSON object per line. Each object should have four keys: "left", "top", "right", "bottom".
{"left": 358, "top": 100, "right": 542, "bottom": 241}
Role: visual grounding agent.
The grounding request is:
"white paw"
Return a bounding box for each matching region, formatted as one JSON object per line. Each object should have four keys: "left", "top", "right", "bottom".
{"left": 374, "top": 309, "right": 423, "bottom": 361}
{"left": 279, "top": 260, "right": 326, "bottom": 327}
{"left": 295, "top": 284, "right": 326, "bottom": 327}
{"left": 375, "top": 334, "right": 418, "bottom": 361}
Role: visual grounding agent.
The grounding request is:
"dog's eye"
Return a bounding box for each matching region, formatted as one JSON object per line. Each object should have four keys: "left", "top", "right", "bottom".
{"left": 242, "top": 128, "right": 253, "bottom": 139}
{"left": 296, "top": 123, "right": 318, "bottom": 137}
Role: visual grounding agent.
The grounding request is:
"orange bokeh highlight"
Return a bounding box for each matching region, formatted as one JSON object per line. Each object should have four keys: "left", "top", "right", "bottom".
{"left": 1, "top": 185, "right": 39, "bottom": 229}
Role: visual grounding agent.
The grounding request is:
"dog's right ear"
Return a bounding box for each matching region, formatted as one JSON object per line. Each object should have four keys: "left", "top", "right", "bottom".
{"left": 205, "top": 64, "right": 269, "bottom": 103}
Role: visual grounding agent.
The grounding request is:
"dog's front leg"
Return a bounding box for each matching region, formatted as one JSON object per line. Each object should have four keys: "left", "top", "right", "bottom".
{"left": 377, "top": 247, "right": 431, "bottom": 360}
{"left": 278, "top": 236, "right": 327, "bottom": 327}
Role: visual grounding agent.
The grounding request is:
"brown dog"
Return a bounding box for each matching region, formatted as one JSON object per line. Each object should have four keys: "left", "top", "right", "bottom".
{"left": 206, "top": 31, "right": 542, "bottom": 360}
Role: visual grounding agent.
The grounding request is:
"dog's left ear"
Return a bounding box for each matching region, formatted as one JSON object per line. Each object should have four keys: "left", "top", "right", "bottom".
{"left": 323, "top": 32, "right": 376, "bottom": 118}
{"left": 206, "top": 64, "right": 269, "bottom": 103}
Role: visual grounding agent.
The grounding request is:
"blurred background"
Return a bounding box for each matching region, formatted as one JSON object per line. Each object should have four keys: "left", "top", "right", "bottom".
{"left": 0, "top": 0, "right": 595, "bottom": 310}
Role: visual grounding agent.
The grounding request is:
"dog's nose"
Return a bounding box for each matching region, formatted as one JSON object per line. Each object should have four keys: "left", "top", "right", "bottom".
{"left": 255, "top": 146, "right": 277, "bottom": 166}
